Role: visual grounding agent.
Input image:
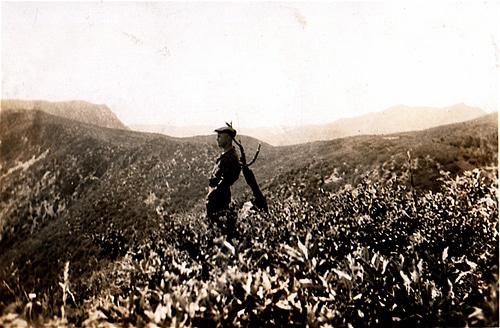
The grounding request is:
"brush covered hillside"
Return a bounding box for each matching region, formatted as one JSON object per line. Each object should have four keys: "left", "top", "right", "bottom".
{"left": 256, "top": 112, "right": 498, "bottom": 200}
{"left": 1, "top": 99, "right": 128, "bottom": 130}
{"left": 0, "top": 110, "right": 219, "bottom": 280}
{"left": 0, "top": 108, "right": 498, "bottom": 327}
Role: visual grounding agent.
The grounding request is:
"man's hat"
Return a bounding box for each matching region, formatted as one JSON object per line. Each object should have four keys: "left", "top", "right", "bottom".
{"left": 215, "top": 123, "right": 237, "bottom": 138}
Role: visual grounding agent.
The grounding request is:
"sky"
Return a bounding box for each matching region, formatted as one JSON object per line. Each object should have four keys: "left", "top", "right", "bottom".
{"left": 1, "top": 1, "right": 499, "bottom": 128}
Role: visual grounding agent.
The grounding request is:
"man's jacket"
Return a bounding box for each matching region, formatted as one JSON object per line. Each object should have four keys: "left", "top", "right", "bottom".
{"left": 209, "top": 147, "right": 241, "bottom": 190}
{"left": 207, "top": 147, "right": 241, "bottom": 216}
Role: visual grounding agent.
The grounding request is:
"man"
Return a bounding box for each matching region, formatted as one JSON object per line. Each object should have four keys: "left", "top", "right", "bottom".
{"left": 206, "top": 124, "right": 241, "bottom": 220}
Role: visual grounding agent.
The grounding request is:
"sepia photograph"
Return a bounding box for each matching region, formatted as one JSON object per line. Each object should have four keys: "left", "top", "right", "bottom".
{"left": 1, "top": 1, "right": 498, "bottom": 326}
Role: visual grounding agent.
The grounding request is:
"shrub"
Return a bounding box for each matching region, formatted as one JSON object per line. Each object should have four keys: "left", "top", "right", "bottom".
{"left": 64, "top": 168, "right": 499, "bottom": 327}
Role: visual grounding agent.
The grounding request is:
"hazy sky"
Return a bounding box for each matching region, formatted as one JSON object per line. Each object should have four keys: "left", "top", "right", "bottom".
{"left": 2, "top": 1, "right": 499, "bottom": 128}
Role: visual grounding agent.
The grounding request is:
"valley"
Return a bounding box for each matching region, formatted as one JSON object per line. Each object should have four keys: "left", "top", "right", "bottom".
{"left": 0, "top": 106, "right": 497, "bottom": 327}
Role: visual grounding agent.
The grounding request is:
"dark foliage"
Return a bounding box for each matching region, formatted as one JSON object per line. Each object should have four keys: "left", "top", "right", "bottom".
{"left": 0, "top": 109, "right": 497, "bottom": 327}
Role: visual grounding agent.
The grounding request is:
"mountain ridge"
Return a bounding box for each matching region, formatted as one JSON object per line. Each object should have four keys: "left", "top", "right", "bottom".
{"left": 1, "top": 99, "right": 128, "bottom": 130}
{"left": 1, "top": 100, "right": 487, "bottom": 146}
{"left": 241, "top": 103, "right": 488, "bottom": 145}
{"left": 131, "top": 103, "right": 487, "bottom": 146}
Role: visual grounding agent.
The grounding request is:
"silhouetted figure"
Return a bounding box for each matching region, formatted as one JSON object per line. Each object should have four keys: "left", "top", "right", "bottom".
{"left": 206, "top": 125, "right": 241, "bottom": 225}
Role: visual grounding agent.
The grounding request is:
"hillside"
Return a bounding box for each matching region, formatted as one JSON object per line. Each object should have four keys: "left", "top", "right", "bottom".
{"left": 1, "top": 99, "right": 128, "bottom": 130}
{"left": 0, "top": 109, "right": 497, "bottom": 326}
{"left": 0, "top": 109, "right": 220, "bottom": 297}
{"left": 258, "top": 112, "right": 498, "bottom": 200}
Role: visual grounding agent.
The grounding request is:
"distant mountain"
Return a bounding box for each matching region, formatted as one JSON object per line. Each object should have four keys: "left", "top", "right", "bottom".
{"left": 130, "top": 124, "right": 214, "bottom": 138}
{"left": 129, "top": 104, "right": 486, "bottom": 146}
{"left": 1, "top": 99, "right": 128, "bottom": 130}
{"left": 248, "top": 103, "right": 487, "bottom": 146}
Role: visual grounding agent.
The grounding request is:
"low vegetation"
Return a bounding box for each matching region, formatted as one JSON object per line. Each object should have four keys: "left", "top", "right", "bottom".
{"left": 1, "top": 168, "right": 497, "bottom": 327}
{"left": 0, "top": 110, "right": 498, "bottom": 326}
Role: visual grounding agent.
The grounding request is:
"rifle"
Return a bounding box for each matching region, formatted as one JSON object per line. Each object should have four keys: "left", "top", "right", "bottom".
{"left": 230, "top": 129, "right": 268, "bottom": 213}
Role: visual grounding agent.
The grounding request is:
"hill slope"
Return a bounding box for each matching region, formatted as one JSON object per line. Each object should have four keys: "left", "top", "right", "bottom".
{"left": 1, "top": 99, "right": 128, "bottom": 130}
{"left": 0, "top": 109, "right": 497, "bottom": 324}
{"left": 257, "top": 112, "right": 498, "bottom": 199}
{"left": 0, "top": 109, "right": 221, "bottom": 298}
